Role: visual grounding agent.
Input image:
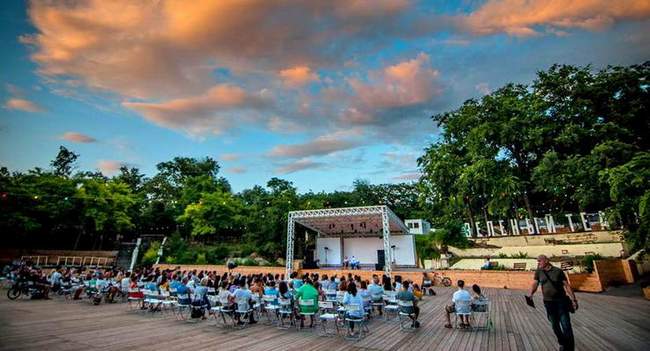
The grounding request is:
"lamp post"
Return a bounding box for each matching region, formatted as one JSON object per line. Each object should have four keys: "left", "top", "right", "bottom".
{"left": 324, "top": 247, "right": 329, "bottom": 266}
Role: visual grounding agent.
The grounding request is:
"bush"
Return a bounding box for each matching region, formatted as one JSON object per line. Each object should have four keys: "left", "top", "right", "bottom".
{"left": 581, "top": 254, "right": 602, "bottom": 273}
{"left": 142, "top": 241, "right": 160, "bottom": 265}
{"left": 196, "top": 253, "right": 207, "bottom": 264}
{"left": 510, "top": 251, "right": 528, "bottom": 259}
{"left": 497, "top": 253, "right": 508, "bottom": 258}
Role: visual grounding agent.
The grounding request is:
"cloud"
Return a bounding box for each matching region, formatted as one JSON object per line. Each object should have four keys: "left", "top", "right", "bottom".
{"left": 279, "top": 66, "right": 319, "bottom": 87}
{"left": 392, "top": 172, "right": 422, "bottom": 181}
{"left": 275, "top": 158, "right": 325, "bottom": 174}
{"left": 4, "top": 98, "right": 44, "bottom": 113}
{"left": 460, "top": 0, "right": 650, "bottom": 37}
{"left": 336, "top": 53, "right": 444, "bottom": 140}
{"left": 268, "top": 130, "right": 362, "bottom": 158}
{"left": 22, "top": 0, "right": 417, "bottom": 101}
{"left": 475, "top": 82, "right": 491, "bottom": 95}
{"left": 97, "top": 160, "right": 123, "bottom": 175}
{"left": 220, "top": 153, "right": 241, "bottom": 161}
{"left": 226, "top": 166, "right": 246, "bottom": 174}
{"left": 60, "top": 132, "right": 97, "bottom": 143}
{"left": 122, "top": 84, "right": 271, "bottom": 136}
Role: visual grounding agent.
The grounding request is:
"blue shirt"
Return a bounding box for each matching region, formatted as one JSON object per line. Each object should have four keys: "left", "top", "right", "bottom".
{"left": 292, "top": 279, "right": 303, "bottom": 290}
{"left": 342, "top": 292, "right": 364, "bottom": 318}
{"left": 233, "top": 288, "right": 252, "bottom": 303}
{"left": 176, "top": 284, "right": 189, "bottom": 295}
{"left": 264, "top": 287, "right": 279, "bottom": 296}
{"left": 368, "top": 283, "right": 384, "bottom": 300}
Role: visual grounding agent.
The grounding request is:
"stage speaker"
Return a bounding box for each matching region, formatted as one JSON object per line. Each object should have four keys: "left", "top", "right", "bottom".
{"left": 303, "top": 250, "right": 318, "bottom": 269}
{"left": 375, "top": 250, "right": 385, "bottom": 271}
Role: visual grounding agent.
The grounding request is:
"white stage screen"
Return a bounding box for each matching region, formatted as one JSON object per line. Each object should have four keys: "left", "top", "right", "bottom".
{"left": 315, "top": 237, "right": 342, "bottom": 265}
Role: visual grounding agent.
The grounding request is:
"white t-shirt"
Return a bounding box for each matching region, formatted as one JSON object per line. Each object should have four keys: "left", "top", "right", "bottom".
{"left": 452, "top": 289, "right": 472, "bottom": 303}
{"left": 50, "top": 271, "right": 62, "bottom": 285}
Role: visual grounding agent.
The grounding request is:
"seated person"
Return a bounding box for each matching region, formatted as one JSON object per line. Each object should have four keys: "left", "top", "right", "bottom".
{"left": 471, "top": 284, "right": 488, "bottom": 312}
{"left": 343, "top": 256, "right": 349, "bottom": 269}
{"left": 444, "top": 279, "right": 472, "bottom": 328}
{"left": 412, "top": 283, "right": 423, "bottom": 300}
{"left": 295, "top": 278, "right": 319, "bottom": 328}
{"left": 481, "top": 257, "right": 491, "bottom": 270}
{"left": 397, "top": 281, "right": 420, "bottom": 328}
{"left": 230, "top": 280, "right": 257, "bottom": 324}
{"left": 342, "top": 282, "right": 364, "bottom": 336}
{"left": 367, "top": 276, "right": 384, "bottom": 315}
{"left": 421, "top": 272, "right": 435, "bottom": 296}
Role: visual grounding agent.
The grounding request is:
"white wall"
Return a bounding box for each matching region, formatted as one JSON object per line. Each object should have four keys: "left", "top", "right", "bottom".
{"left": 321, "top": 235, "right": 416, "bottom": 266}
{"left": 391, "top": 235, "right": 416, "bottom": 266}
{"left": 316, "top": 237, "right": 341, "bottom": 265}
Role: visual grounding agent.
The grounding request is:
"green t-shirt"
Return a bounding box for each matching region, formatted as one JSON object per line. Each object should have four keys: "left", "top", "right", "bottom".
{"left": 295, "top": 284, "right": 319, "bottom": 313}
{"left": 534, "top": 266, "right": 567, "bottom": 301}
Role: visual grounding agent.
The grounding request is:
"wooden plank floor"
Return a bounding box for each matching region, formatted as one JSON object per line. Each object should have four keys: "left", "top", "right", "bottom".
{"left": 0, "top": 287, "right": 648, "bottom": 351}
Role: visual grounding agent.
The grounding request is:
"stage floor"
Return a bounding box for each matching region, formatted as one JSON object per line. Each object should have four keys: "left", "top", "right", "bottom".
{"left": 1, "top": 287, "right": 648, "bottom": 350}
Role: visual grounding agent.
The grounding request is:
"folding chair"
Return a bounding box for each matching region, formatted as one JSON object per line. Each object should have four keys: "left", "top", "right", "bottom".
{"left": 370, "top": 292, "right": 384, "bottom": 316}
{"left": 471, "top": 299, "right": 492, "bottom": 330}
{"left": 127, "top": 288, "right": 143, "bottom": 311}
{"left": 277, "top": 297, "right": 295, "bottom": 329}
{"left": 318, "top": 301, "right": 340, "bottom": 336}
{"left": 262, "top": 295, "right": 280, "bottom": 325}
{"left": 297, "top": 298, "right": 317, "bottom": 331}
{"left": 211, "top": 295, "right": 235, "bottom": 328}
{"left": 454, "top": 299, "right": 473, "bottom": 330}
{"left": 174, "top": 293, "right": 192, "bottom": 320}
{"left": 234, "top": 297, "right": 254, "bottom": 329}
{"left": 344, "top": 304, "right": 368, "bottom": 341}
{"left": 383, "top": 291, "right": 399, "bottom": 321}
{"left": 397, "top": 300, "right": 417, "bottom": 331}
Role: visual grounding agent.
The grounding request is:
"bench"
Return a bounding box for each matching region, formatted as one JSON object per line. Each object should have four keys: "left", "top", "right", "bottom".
{"left": 512, "top": 262, "right": 527, "bottom": 271}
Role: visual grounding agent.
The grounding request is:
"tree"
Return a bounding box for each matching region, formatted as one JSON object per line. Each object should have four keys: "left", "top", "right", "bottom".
{"left": 51, "top": 146, "right": 79, "bottom": 177}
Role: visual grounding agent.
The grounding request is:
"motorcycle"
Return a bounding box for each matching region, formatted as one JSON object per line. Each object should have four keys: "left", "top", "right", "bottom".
{"left": 6, "top": 280, "right": 45, "bottom": 300}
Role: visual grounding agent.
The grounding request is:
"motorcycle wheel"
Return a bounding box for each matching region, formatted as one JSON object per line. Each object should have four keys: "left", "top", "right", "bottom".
{"left": 442, "top": 277, "right": 452, "bottom": 287}
{"left": 7, "top": 287, "right": 21, "bottom": 300}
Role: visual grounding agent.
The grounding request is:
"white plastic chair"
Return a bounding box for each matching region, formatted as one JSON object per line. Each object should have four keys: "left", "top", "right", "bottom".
{"left": 454, "top": 299, "right": 473, "bottom": 329}
{"left": 344, "top": 303, "right": 368, "bottom": 340}
{"left": 297, "top": 298, "right": 317, "bottom": 331}
{"left": 318, "top": 301, "right": 339, "bottom": 336}
{"left": 397, "top": 300, "right": 416, "bottom": 331}
{"left": 277, "top": 297, "right": 294, "bottom": 329}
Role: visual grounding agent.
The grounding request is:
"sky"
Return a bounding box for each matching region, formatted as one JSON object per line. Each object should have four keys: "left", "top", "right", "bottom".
{"left": 1, "top": 0, "right": 649, "bottom": 193}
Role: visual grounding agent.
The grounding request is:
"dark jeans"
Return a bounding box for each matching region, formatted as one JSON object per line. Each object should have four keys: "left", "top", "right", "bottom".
{"left": 543, "top": 300, "right": 574, "bottom": 351}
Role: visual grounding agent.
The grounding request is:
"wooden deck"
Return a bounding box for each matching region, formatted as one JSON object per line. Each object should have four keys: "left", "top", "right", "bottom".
{"left": 0, "top": 287, "right": 648, "bottom": 351}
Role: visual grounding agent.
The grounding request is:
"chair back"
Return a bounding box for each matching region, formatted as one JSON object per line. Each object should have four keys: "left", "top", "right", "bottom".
{"left": 207, "top": 287, "right": 216, "bottom": 295}
{"left": 473, "top": 298, "right": 489, "bottom": 313}
{"left": 262, "top": 294, "right": 277, "bottom": 304}
{"left": 299, "top": 298, "right": 315, "bottom": 307}
{"left": 455, "top": 299, "right": 472, "bottom": 315}
{"left": 398, "top": 300, "right": 413, "bottom": 308}
{"left": 236, "top": 300, "right": 250, "bottom": 313}
{"left": 319, "top": 301, "right": 334, "bottom": 310}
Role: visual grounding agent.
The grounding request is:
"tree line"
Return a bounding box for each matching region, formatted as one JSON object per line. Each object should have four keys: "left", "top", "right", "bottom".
{"left": 418, "top": 62, "right": 649, "bottom": 250}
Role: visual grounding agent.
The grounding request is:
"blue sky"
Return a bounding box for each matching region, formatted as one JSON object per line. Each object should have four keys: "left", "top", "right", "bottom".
{"left": 1, "top": 1, "right": 649, "bottom": 192}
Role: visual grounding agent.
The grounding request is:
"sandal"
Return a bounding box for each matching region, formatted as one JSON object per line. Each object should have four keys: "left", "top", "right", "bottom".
{"left": 444, "top": 323, "right": 452, "bottom": 329}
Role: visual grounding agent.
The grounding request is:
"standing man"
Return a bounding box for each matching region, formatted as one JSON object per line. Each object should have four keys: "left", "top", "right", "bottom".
{"left": 528, "top": 255, "right": 578, "bottom": 351}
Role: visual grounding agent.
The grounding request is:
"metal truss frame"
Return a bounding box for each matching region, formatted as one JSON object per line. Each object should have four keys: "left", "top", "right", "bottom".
{"left": 285, "top": 205, "right": 408, "bottom": 277}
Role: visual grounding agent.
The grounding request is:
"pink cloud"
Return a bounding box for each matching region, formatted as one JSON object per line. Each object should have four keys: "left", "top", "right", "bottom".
{"left": 268, "top": 130, "right": 362, "bottom": 158}
{"left": 220, "top": 153, "right": 241, "bottom": 161}
{"left": 460, "top": 0, "right": 650, "bottom": 37}
{"left": 61, "top": 132, "right": 97, "bottom": 143}
{"left": 275, "top": 158, "right": 325, "bottom": 174}
{"left": 4, "top": 98, "right": 44, "bottom": 113}
{"left": 226, "top": 166, "right": 246, "bottom": 174}
{"left": 348, "top": 53, "right": 441, "bottom": 110}
{"left": 97, "top": 160, "right": 123, "bottom": 175}
{"left": 279, "top": 66, "right": 319, "bottom": 87}
{"left": 122, "top": 84, "right": 271, "bottom": 136}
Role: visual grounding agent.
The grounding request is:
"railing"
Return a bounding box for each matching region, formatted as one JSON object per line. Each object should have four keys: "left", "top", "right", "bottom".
{"left": 57, "top": 256, "right": 83, "bottom": 266}
{"left": 21, "top": 255, "right": 48, "bottom": 266}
